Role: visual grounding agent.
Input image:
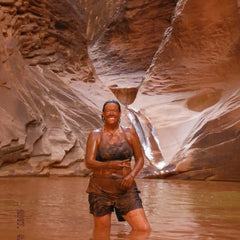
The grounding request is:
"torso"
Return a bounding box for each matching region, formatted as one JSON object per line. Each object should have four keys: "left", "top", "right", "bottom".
{"left": 96, "top": 126, "right": 133, "bottom": 162}
{"left": 87, "top": 126, "right": 135, "bottom": 195}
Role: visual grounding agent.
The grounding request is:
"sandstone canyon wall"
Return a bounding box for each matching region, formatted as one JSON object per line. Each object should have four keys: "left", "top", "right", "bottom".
{"left": 0, "top": 0, "right": 114, "bottom": 176}
{"left": 0, "top": 0, "right": 239, "bottom": 180}
{"left": 132, "top": 0, "right": 240, "bottom": 180}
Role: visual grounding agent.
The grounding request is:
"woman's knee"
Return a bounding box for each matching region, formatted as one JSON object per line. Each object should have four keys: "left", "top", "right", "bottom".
{"left": 124, "top": 208, "right": 151, "bottom": 232}
{"left": 132, "top": 220, "right": 151, "bottom": 232}
{"left": 94, "top": 214, "right": 111, "bottom": 228}
{"left": 138, "top": 224, "right": 151, "bottom": 232}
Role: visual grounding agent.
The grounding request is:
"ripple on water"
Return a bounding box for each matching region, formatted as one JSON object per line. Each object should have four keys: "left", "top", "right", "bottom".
{"left": 0, "top": 177, "right": 239, "bottom": 240}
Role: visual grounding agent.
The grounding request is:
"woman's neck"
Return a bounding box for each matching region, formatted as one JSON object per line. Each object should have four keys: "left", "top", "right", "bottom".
{"left": 103, "top": 124, "right": 120, "bottom": 135}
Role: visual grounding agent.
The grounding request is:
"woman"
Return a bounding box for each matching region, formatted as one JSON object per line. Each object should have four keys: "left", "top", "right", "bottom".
{"left": 85, "top": 100, "right": 150, "bottom": 237}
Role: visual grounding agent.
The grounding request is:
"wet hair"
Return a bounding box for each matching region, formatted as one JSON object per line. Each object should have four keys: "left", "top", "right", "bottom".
{"left": 102, "top": 100, "right": 121, "bottom": 112}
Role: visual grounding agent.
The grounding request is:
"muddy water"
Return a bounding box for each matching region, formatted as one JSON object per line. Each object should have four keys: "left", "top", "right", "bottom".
{"left": 0, "top": 177, "right": 239, "bottom": 240}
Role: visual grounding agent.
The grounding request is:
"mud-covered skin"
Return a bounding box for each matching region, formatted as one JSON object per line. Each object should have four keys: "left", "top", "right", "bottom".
{"left": 96, "top": 127, "right": 133, "bottom": 162}
{"left": 87, "top": 127, "right": 134, "bottom": 195}
{"left": 85, "top": 101, "right": 150, "bottom": 232}
{"left": 86, "top": 126, "right": 142, "bottom": 222}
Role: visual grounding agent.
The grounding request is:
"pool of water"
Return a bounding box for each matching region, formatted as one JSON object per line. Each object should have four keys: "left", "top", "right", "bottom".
{"left": 0, "top": 177, "right": 239, "bottom": 240}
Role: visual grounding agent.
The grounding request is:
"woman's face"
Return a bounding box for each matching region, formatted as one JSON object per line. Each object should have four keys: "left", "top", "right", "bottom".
{"left": 102, "top": 103, "right": 121, "bottom": 125}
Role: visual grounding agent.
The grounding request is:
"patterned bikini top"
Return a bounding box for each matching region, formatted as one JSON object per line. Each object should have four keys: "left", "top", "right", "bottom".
{"left": 96, "top": 127, "right": 133, "bottom": 162}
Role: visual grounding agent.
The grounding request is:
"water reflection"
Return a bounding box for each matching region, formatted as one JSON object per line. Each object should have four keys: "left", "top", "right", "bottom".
{"left": 0, "top": 177, "right": 239, "bottom": 240}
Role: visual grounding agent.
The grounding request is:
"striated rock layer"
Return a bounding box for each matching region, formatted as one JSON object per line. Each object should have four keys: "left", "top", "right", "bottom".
{"left": 0, "top": 0, "right": 240, "bottom": 180}
{"left": 89, "top": 0, "right": 240, "bottom": 181}
{"left": 131, "top": 0, "right": 240, "bottom": 180}
{"left": 0, "top": 0, "right": 113, "bottom": 176}
{"left": 89, "top": 0, "right": 177, "bottom": 88}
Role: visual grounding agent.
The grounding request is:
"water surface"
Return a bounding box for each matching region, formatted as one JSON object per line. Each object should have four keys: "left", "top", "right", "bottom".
{"left": 0, "top": 177, "right": 239, "bottom": 240}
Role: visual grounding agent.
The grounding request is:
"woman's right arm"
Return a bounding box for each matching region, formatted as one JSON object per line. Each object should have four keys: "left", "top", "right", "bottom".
{"left": 85, "top": 131, "right": 128, "bottom": 170}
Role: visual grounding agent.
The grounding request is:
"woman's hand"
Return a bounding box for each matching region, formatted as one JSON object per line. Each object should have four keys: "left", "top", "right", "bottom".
{"left": 120, "top": 173, "right": 135, "bottom": 190}
{"left": 108, "top": 159, "right": 130, "bottom": 169}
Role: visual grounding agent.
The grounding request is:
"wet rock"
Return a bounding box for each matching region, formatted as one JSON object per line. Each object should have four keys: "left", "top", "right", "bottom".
{"left": 132, "top": 0, "right": 240, "bottom": 180}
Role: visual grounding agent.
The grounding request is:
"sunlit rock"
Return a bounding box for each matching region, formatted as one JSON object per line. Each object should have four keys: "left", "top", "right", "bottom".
{"left": 131, "top": 0, "right": 240, "bottom": 180}
{"left": 0, "top": 0, "right": 113, "bottom": 176}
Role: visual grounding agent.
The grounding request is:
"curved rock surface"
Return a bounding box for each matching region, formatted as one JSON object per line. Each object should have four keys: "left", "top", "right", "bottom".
{"left": 131, "top": 0, "right": 240, "bottom": 180}
{"left": 0, "top": 0, "right": 113, "bottom": 176}
{"left": 0, "top": 0, "right": 239, "bottom": 180}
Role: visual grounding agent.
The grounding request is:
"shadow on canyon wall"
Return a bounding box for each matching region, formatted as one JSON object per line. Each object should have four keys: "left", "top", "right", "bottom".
{"left": 0, "top": 0, "right": 239, "bottom": 180}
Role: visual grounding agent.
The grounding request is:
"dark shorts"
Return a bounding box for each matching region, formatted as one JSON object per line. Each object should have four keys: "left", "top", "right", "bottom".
{"left": 88, "top": 187, "right": 143, "bottom": 222}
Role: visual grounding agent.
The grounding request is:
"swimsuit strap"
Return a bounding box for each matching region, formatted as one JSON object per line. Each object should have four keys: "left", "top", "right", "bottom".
{"left": 100, "top": 126, "right": 125, "bottom": 140}
{"left": 98, "top": 126, "right": 133, "bottom": 159}
{"left": 120, "top": 126, "right": 134, "bottom": 159}
{"left": 120, "top": 126, "right": 128, "bottom": 142}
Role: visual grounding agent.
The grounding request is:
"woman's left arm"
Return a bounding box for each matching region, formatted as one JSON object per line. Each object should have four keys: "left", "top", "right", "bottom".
{"left": 121, "top": 127, "right": 144, "bottom": 189}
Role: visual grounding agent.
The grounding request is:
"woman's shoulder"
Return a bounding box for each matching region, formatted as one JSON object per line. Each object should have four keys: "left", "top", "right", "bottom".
{"left": 88, "top": 128, "right": 102, "bottom": 139}
{"left": 121, "top": 125, "right": 141, "bottom": 146}
{"left": 121, "top": 125, "right": 137, "bottom": 139}
{"left": 92, "top": 128, "right": 102, "bottom": 134}
{"left": 121, "top": 125, "right": 135, "bottom": 132}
